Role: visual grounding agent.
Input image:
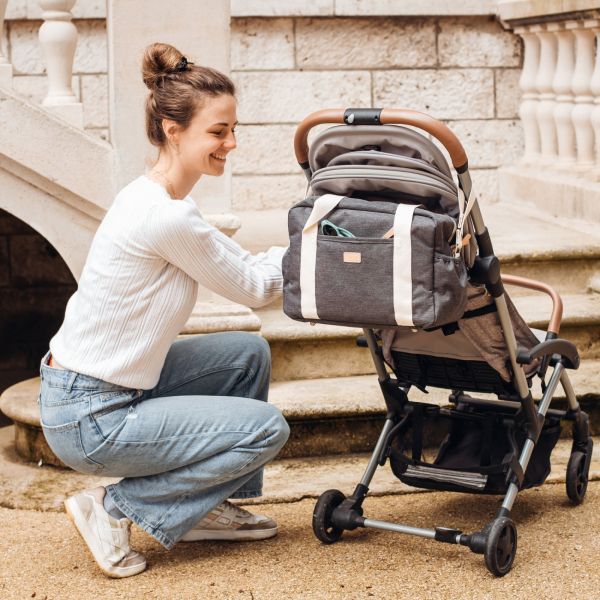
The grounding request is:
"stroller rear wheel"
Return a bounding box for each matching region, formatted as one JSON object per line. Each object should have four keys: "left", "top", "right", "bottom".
{"left": 313, "top": 489, "right": 346, "bottom": 544}
{"left": 566, "top": 449, "right": 590, "bottom": 505}
{"left": 484, "top": 517, "right": 517, "bottom": 577}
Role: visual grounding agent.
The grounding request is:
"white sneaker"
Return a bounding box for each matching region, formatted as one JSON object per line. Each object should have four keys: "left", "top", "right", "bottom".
{"left": 181, "top": 500, "right": 278, "bottom": 542}
{"left": 64, "top": 487, "right": 146, "bottom": 578}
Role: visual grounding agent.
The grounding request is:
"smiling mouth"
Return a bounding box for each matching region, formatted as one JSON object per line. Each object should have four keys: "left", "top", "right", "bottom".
{"left": 210, "top": 153, "right": 227, "bottom": 162}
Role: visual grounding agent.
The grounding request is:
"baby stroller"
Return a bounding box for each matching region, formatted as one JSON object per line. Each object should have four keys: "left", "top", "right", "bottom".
{"left": 282, "top": 108, "right": 594, "bottom": 576}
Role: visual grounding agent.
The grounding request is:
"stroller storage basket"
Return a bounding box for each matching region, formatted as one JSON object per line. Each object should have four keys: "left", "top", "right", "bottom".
{"left": 389, "top": 405, "right": 562, "bottom": 495}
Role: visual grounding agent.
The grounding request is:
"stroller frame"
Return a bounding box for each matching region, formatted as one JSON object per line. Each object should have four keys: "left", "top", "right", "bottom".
{"left": 294, "top": 108, "right": 593, "bottom": 576}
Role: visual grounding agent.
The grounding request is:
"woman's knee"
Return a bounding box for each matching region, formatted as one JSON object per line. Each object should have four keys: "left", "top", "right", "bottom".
{"left": 263, "top": 407, "right": 290, "bottom": 454}
{"left": 238, "top": 333, "right": 271, "bottom": 371}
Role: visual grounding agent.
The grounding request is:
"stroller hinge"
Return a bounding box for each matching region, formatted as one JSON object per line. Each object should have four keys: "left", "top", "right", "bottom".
{"left": 344, "top": 108, "right": 382, "bottom": 126}
{"left": 434, "top": 527, "right": 463, "bottom": 545}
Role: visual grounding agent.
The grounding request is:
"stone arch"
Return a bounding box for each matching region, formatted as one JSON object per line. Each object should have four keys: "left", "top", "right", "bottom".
{"left": 0, "top": 207, "right": 77, "bottom": 414}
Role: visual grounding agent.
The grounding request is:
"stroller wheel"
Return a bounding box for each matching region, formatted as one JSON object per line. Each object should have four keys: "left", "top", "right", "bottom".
{"left": 484, "top": 517, "right": 517, "bottom": 577}
{"left": 312, "top": 489, "right": 346, "bottom": 544}
{"left": 566, "top": 450, "right": 589, "bottom": 505}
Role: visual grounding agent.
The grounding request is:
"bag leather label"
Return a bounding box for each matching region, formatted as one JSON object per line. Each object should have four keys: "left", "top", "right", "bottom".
{"left": 343, "top": 252, "right": 362, "bottom": 263}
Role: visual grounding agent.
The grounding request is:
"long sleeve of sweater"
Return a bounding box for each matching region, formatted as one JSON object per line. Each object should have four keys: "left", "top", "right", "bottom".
{"left": 146, "top": 199, "right": 285, "bottom": 308}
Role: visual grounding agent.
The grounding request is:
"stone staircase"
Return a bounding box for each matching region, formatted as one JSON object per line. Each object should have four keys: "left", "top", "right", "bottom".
{"left": 243, "top": 199, "right": 600, "bottom": 458}
{"left": 3, "top": 198, "right": 600, "bottom": 468}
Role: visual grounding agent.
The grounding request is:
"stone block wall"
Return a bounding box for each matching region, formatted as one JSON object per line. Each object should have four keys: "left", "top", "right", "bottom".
{"left": 2, "top": 6, "right": 523, "bottom": 203}
{"left": 230, "top": 15, "right": 523, "bottom": 209}
{"left": 0, "top": 209, "right": 76, "bottom": 416}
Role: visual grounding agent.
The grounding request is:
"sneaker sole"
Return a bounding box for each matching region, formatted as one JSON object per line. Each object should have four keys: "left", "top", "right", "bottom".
{"left": 64, "top": 497, "right": 147, "bottom": 578}
{"left": 180, "top": 525, "right": 278, "bottom": 542}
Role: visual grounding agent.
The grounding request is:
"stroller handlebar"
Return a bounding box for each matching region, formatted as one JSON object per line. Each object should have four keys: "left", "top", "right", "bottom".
{"left": 294, "top": 108, "right": 468, "bottom": 172}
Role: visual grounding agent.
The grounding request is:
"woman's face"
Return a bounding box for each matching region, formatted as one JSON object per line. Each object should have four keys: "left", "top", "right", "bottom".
{"left": 171, "top": 93, "right": 238, "bottom": 178}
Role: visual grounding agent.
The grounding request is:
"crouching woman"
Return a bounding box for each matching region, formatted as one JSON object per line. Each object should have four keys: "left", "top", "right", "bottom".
{"left": 38, "top": 42, "right": 290, "bottom": 578}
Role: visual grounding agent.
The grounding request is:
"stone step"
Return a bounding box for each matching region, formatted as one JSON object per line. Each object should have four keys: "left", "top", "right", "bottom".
{"left": 233, "top": 203, "right": 600, "bottom": 296}
{"left": 513, "top": 292, "right": 600, "bottom": 359}
{"left": 260, "top": 291, "right": 600, "bottom": 383}
{"left": 4, "top": 355, "right": 599, "bottom": 468}
{"left": 270, "top": 361, "right": 600, "bottom": 458}
{"left": 0, "top": 424, "right": 598, "bottom": 512}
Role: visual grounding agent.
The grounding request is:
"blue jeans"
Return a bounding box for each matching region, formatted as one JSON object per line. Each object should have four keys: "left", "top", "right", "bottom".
{"left": 38, "top": 333, "right": 290, "bottom": 549}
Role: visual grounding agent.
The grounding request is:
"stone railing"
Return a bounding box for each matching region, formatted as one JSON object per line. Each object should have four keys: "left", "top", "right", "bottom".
{"left": 498, "top": 1, "right": 600, "bottom": 222}
{"left": 515, "top": 19, "right": 600, "bottom": 170}
{"left": 0, "top": 0, "right": 83, "bottom": 126}
{"left": 38, "top": 0, "right": 83, "bottom": 127}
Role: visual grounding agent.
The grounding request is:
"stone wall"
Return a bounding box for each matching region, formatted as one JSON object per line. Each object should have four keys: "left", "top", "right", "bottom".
{"left": 2, "top": 7, "right": 523, "bottom": 202}
{"left": 0, "top": 209, "right": 76, "bottom": 416}
{"left": 230, "top": 15, "right": 523, "bottom": 209}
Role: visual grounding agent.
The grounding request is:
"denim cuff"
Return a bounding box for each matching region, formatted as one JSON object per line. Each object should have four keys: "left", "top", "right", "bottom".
{"left": 229, "top": 489, "right": 262, "bottom": 499}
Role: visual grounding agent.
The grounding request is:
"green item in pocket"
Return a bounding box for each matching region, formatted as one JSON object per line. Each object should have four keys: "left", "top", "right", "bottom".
{"left": 320, "top": 219, "right": 355, "bottom": 238}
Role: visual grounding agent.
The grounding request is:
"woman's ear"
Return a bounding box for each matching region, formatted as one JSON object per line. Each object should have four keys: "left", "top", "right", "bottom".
{"left": 161, "top": 119, "right": 180, "bottom": 144}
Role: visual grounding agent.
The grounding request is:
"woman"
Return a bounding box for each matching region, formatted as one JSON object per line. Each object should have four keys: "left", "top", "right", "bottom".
{"left": 38, "top": 43, "right": 290, "bottom": 578}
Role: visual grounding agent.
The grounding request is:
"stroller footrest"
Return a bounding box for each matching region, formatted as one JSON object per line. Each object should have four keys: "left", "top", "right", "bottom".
{"left": 404, "top": 464, "right": 488, "bottom": 490}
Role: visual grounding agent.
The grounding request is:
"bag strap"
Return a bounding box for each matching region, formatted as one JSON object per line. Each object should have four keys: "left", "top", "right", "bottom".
{"left": 300, "top": 194, "right": 346, "bottom": 320}
{"left": 454, "top": 185, "right": 477, "bottom": 258}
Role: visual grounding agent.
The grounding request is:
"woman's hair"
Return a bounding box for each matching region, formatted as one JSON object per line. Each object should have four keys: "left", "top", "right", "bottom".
{"left": 142, "top": 42, "right": 236, "bottom": 147}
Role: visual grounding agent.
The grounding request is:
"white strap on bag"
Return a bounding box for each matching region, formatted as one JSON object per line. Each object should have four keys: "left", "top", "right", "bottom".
{"left": 454, "top": 185, "right": 477, "bottom": 258}
{"left": 300, "top": 194, "right": 345, "bottom": 319}
{"left": 393, "top": 203, "right": 418, "bottom": 326}
{"left": 300, "top": 195, "right": 418, "bottom": 326}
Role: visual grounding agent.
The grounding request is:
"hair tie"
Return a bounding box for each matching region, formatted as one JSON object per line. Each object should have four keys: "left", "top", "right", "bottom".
{"left": 175, "top": 57, "right": 193, "bottom": 72}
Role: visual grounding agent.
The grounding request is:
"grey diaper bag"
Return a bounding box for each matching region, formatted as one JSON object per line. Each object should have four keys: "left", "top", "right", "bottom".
{"left": 282, "top": 193, "right": 469, "bottom": 329}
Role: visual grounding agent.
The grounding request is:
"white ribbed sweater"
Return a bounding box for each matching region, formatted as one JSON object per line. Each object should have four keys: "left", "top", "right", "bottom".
{"left": 50, "top": 175, "right": 285, "bottom": 389}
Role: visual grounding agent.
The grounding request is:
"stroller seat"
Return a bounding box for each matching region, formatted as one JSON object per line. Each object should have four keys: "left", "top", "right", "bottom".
{"left": 381, "top": 325, "right": 543, "bottom": 396}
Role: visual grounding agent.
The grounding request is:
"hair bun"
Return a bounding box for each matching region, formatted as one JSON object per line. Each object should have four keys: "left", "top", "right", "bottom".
{"left": 142, "top": 42, "right": 185, "bottom": 90}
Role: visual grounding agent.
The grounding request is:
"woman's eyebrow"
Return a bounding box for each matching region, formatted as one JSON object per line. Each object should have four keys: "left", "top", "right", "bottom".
{"left": 211, "top": 121, "right": 239, "bottom": 127}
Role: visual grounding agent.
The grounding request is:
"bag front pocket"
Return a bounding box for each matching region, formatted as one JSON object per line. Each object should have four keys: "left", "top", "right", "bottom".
{"left": 314, "top": 236, "right": 396, "bottom": 325}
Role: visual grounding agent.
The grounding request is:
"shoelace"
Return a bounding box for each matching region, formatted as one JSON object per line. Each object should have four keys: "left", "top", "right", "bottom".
{"left": 221, "top": 500, "right": 252, "bottom": 518}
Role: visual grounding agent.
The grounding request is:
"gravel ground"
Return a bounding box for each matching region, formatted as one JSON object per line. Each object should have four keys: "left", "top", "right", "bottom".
{"left": 1, "top": 481, "right": 599, "bottom": 600}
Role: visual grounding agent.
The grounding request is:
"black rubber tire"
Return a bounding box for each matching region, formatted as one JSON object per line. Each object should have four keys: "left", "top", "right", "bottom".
{"left": 484, "top": 517, "right": 517, "bottom": 577}
{"left": 566, "top": 450, "right": 589, "bottom": 505}
{"left": 312, "top": 489, "right": 345, "bottom": 544}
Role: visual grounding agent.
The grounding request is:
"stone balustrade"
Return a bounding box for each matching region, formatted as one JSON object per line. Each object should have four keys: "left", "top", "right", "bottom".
{"left": 38, "top": 0, "right": 83, "bottom": 127}
{"left": 514, "top": 19, "right": 600, "bottom": 172}
{"left": 1, "top": 0, "right": 83, "bottom": 126}
{"left": 498, "top": 2, "right": 600, "bottom": 222}
{"left": 0, "top": 0, "right": 12, "bottom": 85}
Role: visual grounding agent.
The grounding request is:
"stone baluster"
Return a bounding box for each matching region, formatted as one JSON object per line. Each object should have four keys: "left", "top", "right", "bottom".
{"left": 532, "top": 25, "right": 559, "bottom": 162}
{"left": 0, "top": 0, "right": 12, "bottom": 86}
{"left": 549, "top": 23, "right": 576, "bottom": 166}
{"left": 38, "top": 0, "right": 83, "bottom": 127}
{"left": 568, "top": 20, "right": 597, "bottom": 169}
{"left": 590, "top": 24, "right": 600, "bottom": 177}
{"left": 516, "top": 26, "right": 541, "bottom": 163}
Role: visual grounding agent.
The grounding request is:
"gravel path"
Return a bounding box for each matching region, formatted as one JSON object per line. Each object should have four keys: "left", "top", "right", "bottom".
{"left": 1, "top": 480, "right": 599, "bottom": 600}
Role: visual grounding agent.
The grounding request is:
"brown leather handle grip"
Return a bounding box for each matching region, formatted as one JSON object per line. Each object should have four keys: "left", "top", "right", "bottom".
{"left": 293, "top": 108, "right": 468, "bottom": 170}
{"left": 502, "top": 274, "right": 563, "bottom": 336}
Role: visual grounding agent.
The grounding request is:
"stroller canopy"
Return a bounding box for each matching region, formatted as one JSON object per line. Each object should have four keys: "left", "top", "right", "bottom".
{"left": 308, "top": 124, "right": 458, "bottom": 214}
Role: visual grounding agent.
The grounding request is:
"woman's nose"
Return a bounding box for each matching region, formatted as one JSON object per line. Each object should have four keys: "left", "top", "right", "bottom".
{"left": 224, "top": 131, "right": 237, "bottom": 150}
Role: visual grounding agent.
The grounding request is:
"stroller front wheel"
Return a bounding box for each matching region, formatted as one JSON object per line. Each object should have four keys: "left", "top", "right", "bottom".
{"left": 484, "top": 517, "right": 517, "bottom": 577}
{"left": 312, "top": 489, "right": 346, "bottom": 544}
